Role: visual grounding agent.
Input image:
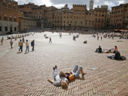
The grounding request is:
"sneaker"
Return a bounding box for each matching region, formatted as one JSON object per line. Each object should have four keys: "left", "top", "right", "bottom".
{"left": 82, "top": 73, "right": 86, "bottom": 80}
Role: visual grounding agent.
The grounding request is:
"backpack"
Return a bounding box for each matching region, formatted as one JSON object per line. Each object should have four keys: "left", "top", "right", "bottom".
{"left": 120, "top": 56, "right": 126, "bottom": 60}
{"left": 68, "top": 74, "right": 75, "bottom": 81}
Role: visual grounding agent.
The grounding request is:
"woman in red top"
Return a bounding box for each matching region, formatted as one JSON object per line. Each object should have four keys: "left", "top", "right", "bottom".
{"left": 114, "top": 46, "right": 118, "bottom": 53}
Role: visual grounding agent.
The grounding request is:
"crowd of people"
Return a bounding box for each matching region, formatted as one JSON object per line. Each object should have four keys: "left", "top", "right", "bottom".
{"left": 93, "top": 33, "right": 115, "bottom": 40}
{"left": 95, "top": 45, "right": 126, "bottom": 60}
{"left": 0, "top": 33, "right": 35, "bottom": 54}
{"left": 0, "top": 31, "right": 127, "bottom": 90}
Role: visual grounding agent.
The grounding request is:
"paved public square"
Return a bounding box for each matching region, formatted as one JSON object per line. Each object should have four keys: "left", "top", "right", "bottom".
{"left": 0, "top": 32, "right": 128, "bottom": 96}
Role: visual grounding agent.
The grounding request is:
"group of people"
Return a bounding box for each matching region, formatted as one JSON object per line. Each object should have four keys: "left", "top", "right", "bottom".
{"left": 95, "top": 45, "right": 126, "bottom": 60}
{"left": 93, "top": 33, "right": 115, "bottom": 40}
{"left": 0, "top": 33, "right": 35, "bottom": 54}
{"left": 7, "top": 34, "right": 30, "bottom": 41}
{"left": 18, "top": 39, "right": 35, "bottom": 53}
{"left": 93, "top": 34, "right": 102, "bottom": 40}
{"left": 48, "top": 65, "right": 85, "bottom": 89}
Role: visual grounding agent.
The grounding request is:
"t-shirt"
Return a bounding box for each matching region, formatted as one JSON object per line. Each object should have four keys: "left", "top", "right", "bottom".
{"left": 53, "top": 75, "right": 61, "bottom": 86}
{"left": 53, "top": 75, "right": 69, "bottom": 86}
{"left": 26, "top": 42, "right": 29, "bottom": 47}
{"left": 19, "top": 41, "right": 22, "bottom": 46}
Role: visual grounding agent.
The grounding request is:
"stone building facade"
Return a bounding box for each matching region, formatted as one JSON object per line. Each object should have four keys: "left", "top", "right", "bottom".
{"left": 53, "top": 10, "right": 63, "bottom": 29}
{"left": 60, "top": 5, "right": 107, "bottom": 30}
{"left": 93, "top": 7, "right": 108, "bottom": 29}
{"left": 18, "top": 3, "right": 46, "bottom": 32}
{"left": 1, "top": 0, "right": 128, "bottom": 34}
{"left": 44, "top": 6, "right": 57, "bottom": 28}
{"left": 110, "top": 3, "right": 128, "bottom": 29}
{"left": 0, "top": 0, "right": 19, "bottom": 35}
{"left": 18, "top": 17, "right": 37, "bottom": 32}
{"left": 61, "top": 5, "right": 87, "bottom": 30}
{"left": 85, "top": 12, "right": 94, "bottom": 29}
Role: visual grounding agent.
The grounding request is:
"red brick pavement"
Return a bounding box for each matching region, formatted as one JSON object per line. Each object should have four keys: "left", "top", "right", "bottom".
{"left": 0, "top": 33, "right": 128, "bottom": 96}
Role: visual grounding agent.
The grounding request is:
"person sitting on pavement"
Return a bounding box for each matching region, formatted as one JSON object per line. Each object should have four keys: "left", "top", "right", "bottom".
{"left": 95, "top": 46, "right": 103, "bottom": 53}
{"left": 113, "top": 46, "right": 118, "bottom": 53}
{"left": 108, "top": 51, "right": 126, "bottom": 60}
{"left": 106, "top": 46, "right": 118, "bottom": 53}
{"left": 114, "top": 51, "right": 121, "bottom": 60}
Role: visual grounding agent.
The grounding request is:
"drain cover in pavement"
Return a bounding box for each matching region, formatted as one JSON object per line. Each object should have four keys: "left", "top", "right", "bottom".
{"left": 88, "top": 67, "right": 98, "bottom": 71}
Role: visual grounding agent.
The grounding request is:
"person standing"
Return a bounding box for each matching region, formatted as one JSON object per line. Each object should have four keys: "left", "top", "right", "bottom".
{"left": 10, "top": 39, "right": 13, "bottom": 49}
{"left": 101, "top": 36, "right": 102, "bottom": 40}
{"left": 31, "top": 40, "right": 35, "bottom": 51}
{"left": 22, "top": 37, "right": 25, "bottom": 43}
{"left": 73, "top": 36, "right": 76, "bottom": 41}
{"left": 97, "top": 36, "right": 99, "bottom": 40}
{"left": 18, "top": 40, "right": 23, "bottom": 52}
{"left": 1, "top": 37, "right": 4, "bottom": 45}
{"left": 25, "top": 40, "right": 29, "bottom": 53}
{"left": 59, "top": 33, "right": 62, "bottom": 38}
{"left": 49, "top": 37, "right": 52, "bottom": 43}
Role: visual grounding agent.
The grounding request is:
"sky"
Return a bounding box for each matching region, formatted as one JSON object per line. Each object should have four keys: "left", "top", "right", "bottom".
{"left": 16, "top": 0, "right": 128, "bottom": 9}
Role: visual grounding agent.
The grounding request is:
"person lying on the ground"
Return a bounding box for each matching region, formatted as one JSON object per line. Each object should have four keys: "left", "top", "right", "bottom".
{"left": 48, "top": 65, "right": 85, "bottom": 89}
{"left": 59, "top": 65, "right": 85, "bottom": 82}
{"left": 107, "top": 51, "right": 126, "bottom": 60}
{"left": 95, "top": 46, "right": 102, "bottom": 53}
{"left": 106, "top": 46, "right": 118, "bottom": 53}
{"left": 48, "top": 65, "right": 69, "bottom": 89}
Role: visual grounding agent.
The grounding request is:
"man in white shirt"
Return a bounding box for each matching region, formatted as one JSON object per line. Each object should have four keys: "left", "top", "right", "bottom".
{"left": 48, "top": 65, "right": 69, "bottom": 89}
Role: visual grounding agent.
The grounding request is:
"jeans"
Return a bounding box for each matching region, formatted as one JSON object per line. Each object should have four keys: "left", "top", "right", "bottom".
{"left": 72, "top": 65, "right": 83, "bottom": 78}
{"left": 108, "top": 55, "right": 115, "bottom": 59}
{"left": 53, "top": 68, "right": 59, "bottom": 81}
{"left": 32, "top": 46, "right": 34, "bottom": 51}
{"left": 25, "top": 46, "right": 29, "bottom": 53}
{"left": 19, "top": 46, "right": 23, "bottom": 52}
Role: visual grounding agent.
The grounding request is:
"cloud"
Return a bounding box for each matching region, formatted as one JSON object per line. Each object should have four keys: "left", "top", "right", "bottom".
{"left": 50, "top": 0, "right": 128, "bottom": 9}
{"left": 17, "top": 0, "right": 128, "bottom": 9}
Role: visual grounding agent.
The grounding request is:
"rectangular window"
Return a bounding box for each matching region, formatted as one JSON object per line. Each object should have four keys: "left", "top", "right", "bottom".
{"left": 4, "top": 16, "right": 7, "bottom": 21}
{"left": 8, "top": 5, "right": 11, "bottom": 8}
{"left": 14, "top": 27, "right": 16, "bottom": 31}
{"left": 14, "top": 18, "right": 16, "bottom": 22}
{"left": 5, "top": 26, "right": 8, "bottom": 31}
{"left": 0, "top": 26, "right": 2, "bottom": 31}
{"left": 9, "top": 17, "right": 12, "bottom": 21}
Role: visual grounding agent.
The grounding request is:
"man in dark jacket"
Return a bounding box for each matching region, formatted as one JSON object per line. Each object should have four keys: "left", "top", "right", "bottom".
{"left": 114, "top": 51, "right": 121, "bottom": 60}
{"left": 31, "top": 40, "right": 35, "bottom": 51}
